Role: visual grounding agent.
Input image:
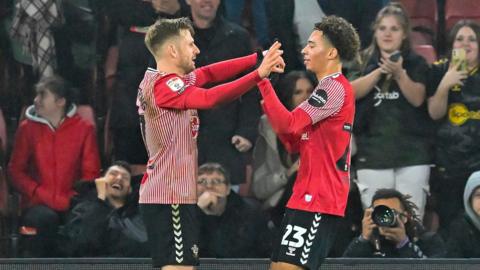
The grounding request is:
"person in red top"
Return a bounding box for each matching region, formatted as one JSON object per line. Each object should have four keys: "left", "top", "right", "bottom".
{"left": 257, "top": 16, "right": 360, "bottom": 270}
{"left": 138, "top": 17, "right": 284, "bottom": 270}
{"left": 8, "top": 75, "right": 101, "bottom": 257}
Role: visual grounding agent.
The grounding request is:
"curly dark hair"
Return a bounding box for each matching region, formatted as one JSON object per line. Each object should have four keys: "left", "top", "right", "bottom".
{"left": 314, "top": 16, "right": 360, "bottom": 62}
{"left": 371, "top": 188, "right": 422, "bottom": 241}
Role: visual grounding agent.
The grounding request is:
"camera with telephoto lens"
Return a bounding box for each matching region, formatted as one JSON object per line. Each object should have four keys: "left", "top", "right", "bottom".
{"left": 372, "top": 205, "right": 398, "bottom": 227}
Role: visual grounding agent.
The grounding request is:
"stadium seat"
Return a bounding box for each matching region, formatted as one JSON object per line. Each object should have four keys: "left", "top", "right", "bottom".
{"left": 445, "top": 0, "right": 480, "bottom": 31}
{"left": 397, "top": 0, "right": 438, "bottom": 45}
{"left": 413, "top": 44, "right": 437, "bottom": 64}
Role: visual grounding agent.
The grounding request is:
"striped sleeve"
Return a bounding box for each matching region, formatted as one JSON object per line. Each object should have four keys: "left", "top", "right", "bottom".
{"left": 298, "top": 78, "right": 345, "bottom": 125}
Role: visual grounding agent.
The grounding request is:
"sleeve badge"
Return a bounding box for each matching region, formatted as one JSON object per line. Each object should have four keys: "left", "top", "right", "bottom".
{"left": 166, "top": 77, "right": 186, "bottom": 93}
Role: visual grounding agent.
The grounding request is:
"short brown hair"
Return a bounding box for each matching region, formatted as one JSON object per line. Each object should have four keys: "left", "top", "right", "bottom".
{"left": 144, "top": 17, "right": 194, "bottom": 58}
{"left": 198, "top": 163, "right": 230, "bottom": 185}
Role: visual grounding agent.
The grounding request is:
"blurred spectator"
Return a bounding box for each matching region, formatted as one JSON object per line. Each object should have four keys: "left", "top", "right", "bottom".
{"left": 222, "top": 0, "right": 270, "bottom": 48}
{"left": 318, "top": 0, "right": 388, "bottom": 48}
{"left": 187, "top": 0, "right": 262, "bottom": 187}
{"left": 427, "top": 19, "right": 480, "bottom": 232}
{"left": 343, "top": 188, "right": 446, "bottom": 258}
{"left": 8, "top": 75, "right": 101, "bottom": 256}
{"left": 446, "top": 171, "right": 480, "bottom": 258}
{"left": 266, "top": 0, "right": 306, "bottom": 73}
{"left": 107, "top": 0, "right": 188, "bottom": 174}
{"left": 9, "top": 0, "right": 64, "bottom": 77}
{"left": 61, "top": 161, "right": 148, "bottom": 257}
{"left": 252, "top": 71, "right": 314, "bottom": 219}
{"left": 196, "top": 162, "right": 272, "bottom": 258}
{"left": 352, "top": 3, "right": 432, "bottom": 220}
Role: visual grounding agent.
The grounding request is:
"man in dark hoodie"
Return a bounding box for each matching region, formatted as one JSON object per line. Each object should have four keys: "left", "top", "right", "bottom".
{"left": 61, "top": 161, "right": 148, "bottom": 257}
{"left": 196, "top": 162, "right": 272, "bottom": 258}
{"left": 446, "top": 171, "right": 480, "bottom": 258}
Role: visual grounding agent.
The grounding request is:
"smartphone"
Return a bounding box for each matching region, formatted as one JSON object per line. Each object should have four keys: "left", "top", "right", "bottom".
{"left": 452, "top": 48, "right": 467, "bottom": 72}
{"left": 451, "top": 48, "right": 467, "bottom": 91}
{"left": 389, "top": 51, "right": 401, "bottom": 62}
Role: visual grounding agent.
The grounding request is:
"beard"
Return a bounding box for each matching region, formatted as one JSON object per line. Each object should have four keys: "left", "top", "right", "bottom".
{"left": 179, "top": 56, "right": 195, "bottom": 74}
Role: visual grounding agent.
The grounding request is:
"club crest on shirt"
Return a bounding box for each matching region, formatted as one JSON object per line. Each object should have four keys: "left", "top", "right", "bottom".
{"left": 166, "top": 77, "right": 186, "bottom": 93}
{"left": 308, "top": 89, "right": 328, "bottom": 107}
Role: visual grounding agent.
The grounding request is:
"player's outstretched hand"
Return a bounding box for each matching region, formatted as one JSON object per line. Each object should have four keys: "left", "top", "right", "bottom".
{"left": 258, "top": 41, "right": 285, "bottom": 79}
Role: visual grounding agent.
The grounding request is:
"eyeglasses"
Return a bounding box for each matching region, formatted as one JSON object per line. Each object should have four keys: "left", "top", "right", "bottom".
{"left": 197, "top": 178, "right": 227, "bottom": 186}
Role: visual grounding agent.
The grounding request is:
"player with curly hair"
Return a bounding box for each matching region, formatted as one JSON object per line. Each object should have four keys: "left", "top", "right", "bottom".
{"left": 256, "top": 16, "right": 360, "bottom": 270}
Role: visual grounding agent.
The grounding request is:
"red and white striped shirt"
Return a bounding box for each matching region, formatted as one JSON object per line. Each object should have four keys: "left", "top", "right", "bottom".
{"left": 137, "top": 53, "right": 260, "bottom": 204}
{"left": 258, "top": 72, "right": 354, "bottom": 216}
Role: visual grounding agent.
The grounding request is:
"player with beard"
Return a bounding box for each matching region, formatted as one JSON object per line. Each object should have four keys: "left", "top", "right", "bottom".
{"left": 137, "top": 17, "right": 284, "bottom": 269}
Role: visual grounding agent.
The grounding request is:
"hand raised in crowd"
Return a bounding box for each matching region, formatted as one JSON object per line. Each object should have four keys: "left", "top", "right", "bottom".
{"left": 379, "top": 53, "right": 405, "bottom": 80}
{"left": 95, "top": 176, "right": 109, "bottom": 201}
{"left": 439, "top": 62, "right": 468, "bottom": 90}
{"left": 231, "top": 135, "right": 252, "bottom": 152}
{"left": 197, "top": 190, "right": 226, "bottom": 215}
{"left": 257, "top": 41, "right": 286, "bottom": 79}
{"left": 361, "top": 207, "right": 378, "bottom": 241}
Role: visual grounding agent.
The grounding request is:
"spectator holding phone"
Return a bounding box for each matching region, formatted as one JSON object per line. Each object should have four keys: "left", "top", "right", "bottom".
{"left": 350, "top": 3, "right": 432, "bottom": 220}
{"left": 427, "top": 20, "right": 480, "bottom": 233}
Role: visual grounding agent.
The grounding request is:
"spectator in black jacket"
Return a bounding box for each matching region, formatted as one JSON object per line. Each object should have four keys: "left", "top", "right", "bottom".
{"left": 61, "top": 161, "right": 148, "bottom": 257}
{"left": 196, "top": 163, "right": 272, "bottom": 258}
{"left": 343, "top": 188, "right": 446, "bottom": 258}
{"left": 187, "top": 0, "right": 262, "bottom": 187}
{"left": 446, "top": 171, "right": 480, "bottom": 258}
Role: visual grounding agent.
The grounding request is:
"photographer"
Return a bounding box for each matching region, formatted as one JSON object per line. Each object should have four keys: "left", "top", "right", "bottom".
{"left": 343, "top": 189, "right": 446, "bottom": 258}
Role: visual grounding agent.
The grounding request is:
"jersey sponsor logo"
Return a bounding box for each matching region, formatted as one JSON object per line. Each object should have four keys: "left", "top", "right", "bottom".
{"left": 166, "top": 77, "right": 186, "bottom": 93}
{"left": 308, "top": 89, "right": 328, "bottom": 107}
{"left": 373, "top": 86, "right": 400, "bottom": 106}
{"left": 448, "top": 103, "right": 480, "bottom": 126}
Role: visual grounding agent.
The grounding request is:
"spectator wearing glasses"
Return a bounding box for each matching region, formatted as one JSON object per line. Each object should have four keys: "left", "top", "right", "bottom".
{"left": 196, "top": 162, "right": 272, "bottom": 258}
{"left": 343, "top": 188, "right": 445, "bottom": 258}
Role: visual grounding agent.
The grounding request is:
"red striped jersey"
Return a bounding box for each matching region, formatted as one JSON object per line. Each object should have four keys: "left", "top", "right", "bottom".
{"left": 137, "top": 69, "right": 199, "bottom": 204}
{"left": 258, "top": 72, "right": 354, "bottom": 216}
{"left": 136, "top": 53, "right": 260, "bottom": 204}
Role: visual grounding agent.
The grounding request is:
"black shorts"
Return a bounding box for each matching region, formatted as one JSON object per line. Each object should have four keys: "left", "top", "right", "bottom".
{"left": 271, "top": 208, "right": 340, "bottom": 270}
{"left": 140, "top": 204, "right": 200, "bottom": 268}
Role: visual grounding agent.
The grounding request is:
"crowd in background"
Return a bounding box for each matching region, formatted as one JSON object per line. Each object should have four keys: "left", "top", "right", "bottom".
{"left": 1, "top": 0, "right": 480, "bottom": 260}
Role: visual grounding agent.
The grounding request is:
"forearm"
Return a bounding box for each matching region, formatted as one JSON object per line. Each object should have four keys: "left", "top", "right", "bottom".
{"left": 427, "top": 84, "right": 450, "bottom": 120}
{"left": 8, "top": 163, "right": 38, "bottom": 197}
{"left": 258, "top": 79, "right": 308, "bottom": 134}
{"left": 185, "top": 70, "right": 261, "bottom": 109}
{"left": 195, "top": 53, "right": 257, "bottom": 86}
{"left": 395, "top": 70, "right": 426, "bottom": 107}
{"left": 352, "top": 68, "right": 382, "bottom": 99}
{"left": 342, "top": 237, "right": 375, "bottom": 257}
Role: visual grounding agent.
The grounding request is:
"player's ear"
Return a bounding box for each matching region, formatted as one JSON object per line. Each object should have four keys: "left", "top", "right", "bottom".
{"left": 167, "top": 42, "right": 178, "bottom": 59}
{"left": 328, "top": 47, "right": 338, "bottom": 60}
